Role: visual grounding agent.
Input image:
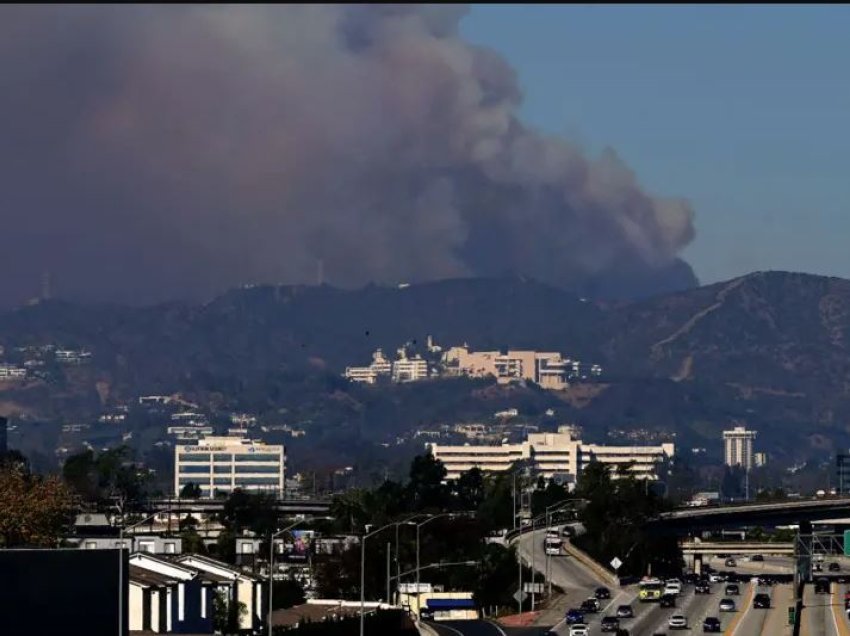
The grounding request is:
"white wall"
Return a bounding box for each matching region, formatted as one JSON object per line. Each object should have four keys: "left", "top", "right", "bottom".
{"left": 129, "top": 584, "right": 145, "bottom": 631}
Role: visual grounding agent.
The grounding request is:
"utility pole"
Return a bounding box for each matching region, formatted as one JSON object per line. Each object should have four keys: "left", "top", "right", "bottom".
{"left": 386, "top": 542, "right": 391, "bottom": 604}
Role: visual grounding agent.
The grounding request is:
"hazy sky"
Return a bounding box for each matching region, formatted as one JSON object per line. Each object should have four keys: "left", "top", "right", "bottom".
{"left": 462, "top": 4, "right": 850, "bottom": 285}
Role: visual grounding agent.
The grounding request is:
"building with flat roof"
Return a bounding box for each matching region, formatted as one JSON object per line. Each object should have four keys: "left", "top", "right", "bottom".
{"left": 428, "top": 427, "right": 674, "bottom": 485}
{"left": 723, "top": 426, "right": 757, "bottom": 470}
{"left": 174, "top": 436, "right": 285, "bottom": 499}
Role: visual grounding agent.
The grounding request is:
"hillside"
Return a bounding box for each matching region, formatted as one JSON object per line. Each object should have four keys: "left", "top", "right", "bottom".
{"left": 3, "top": 271, "right": 850, "bottom": 470}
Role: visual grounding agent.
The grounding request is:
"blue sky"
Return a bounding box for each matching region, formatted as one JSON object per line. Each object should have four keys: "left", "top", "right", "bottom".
{"left": 461, "top": 4, "right": 850, "bottom": 285}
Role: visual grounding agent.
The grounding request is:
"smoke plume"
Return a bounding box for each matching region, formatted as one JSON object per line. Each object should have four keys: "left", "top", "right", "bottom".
{"left": 0, "top": 5, "right": 697, "bottom": 307}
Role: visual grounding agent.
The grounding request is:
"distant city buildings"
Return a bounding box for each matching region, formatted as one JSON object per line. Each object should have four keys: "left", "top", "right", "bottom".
{"left": 344, "top": 338, "right": 602, "bottom": 389}
{"left": 428, "top": 426, "right": 674, "bottom": 486}
{"left": 837, "top": 453, "right": 850, "bottom": 496}
{"left": 174, "top": 435, "right": 285, "bottom": 499}
{"left": 723, "top": 426, "right": 757, "bottom": 471}
{"left": 441, "top": 345, "right": 601, "bottom": 390}
{"left": 754, "top": 451, "right": 768, "bottom": 468}
{"left": 0, "top": 364, "right": 27, "bottom": 379}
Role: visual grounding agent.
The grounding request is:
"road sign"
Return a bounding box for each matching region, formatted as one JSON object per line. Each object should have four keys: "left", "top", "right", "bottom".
{"left": 513, "top": 590, "right": 528, "bottom": 604}
{"left": 610, "top": 557, "right": 623, "bottom": 571}
{"left": 788, "top": 606, "right": 796, "bottom": 625}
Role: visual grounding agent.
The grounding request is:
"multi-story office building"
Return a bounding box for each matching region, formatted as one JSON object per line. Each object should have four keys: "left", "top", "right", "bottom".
{"left": 723, "top": 426, "right": 757, "bottom": 470}
{"left": 391, "top": 350, "right": 429, "bottom": 383}
{"left": 174, "top": 436, "right": 285, "bottom": 498}
{"left": 428, "top": 428, "right": 674, "bottom": 485}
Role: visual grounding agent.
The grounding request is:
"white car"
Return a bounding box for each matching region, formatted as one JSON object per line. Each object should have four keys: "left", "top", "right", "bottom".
{"left": 569, "top": 624, "right": 589, "bottom": 636}
{"left": 664, "top": 581, "right": 682, "bottom": 596}
{"left": 668, "top": 614, "right": 688, "bottom": 629}
{"left": 709, "top": 573, "right": 725, "bottom": 583}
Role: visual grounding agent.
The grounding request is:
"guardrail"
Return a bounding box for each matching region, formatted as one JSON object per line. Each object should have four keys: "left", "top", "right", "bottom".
{"left": 507, "top": 525, "right": 620, "bottom": 588}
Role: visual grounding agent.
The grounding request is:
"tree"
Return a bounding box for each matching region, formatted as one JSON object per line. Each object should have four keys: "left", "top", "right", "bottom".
{"left": 452, "top": 467, "right": 486, "bottom": 511}
{"left": 271, "top": 578, "right": 306, "bottom": 610}
{"left": 0, "top": 463, "right": 74, "bottom": 547}
{"left": 219, "top": 489, "right": 278, "bottom": 536}
{"left": 406, "top": 453, "right": 448, "bottom": 511}
{"left": 212, "top": 589, "right": 247, "bottom": 635}
{"left": 180, "top": 482, "right": 202, "bottom": 498}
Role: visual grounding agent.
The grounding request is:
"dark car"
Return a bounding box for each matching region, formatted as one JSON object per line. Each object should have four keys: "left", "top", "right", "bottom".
{"left": 703, "top": 617, "right": 722, "bottom": 632}
{"left": 725, "top": 557, "right": 737, "bottom": 567}
{"left": 616, "top": 605, "right": 634, "bottom": 618}
{"left": 581, "top": 598, "right": 601, "bottom": 613}
{"left": 725, "top": 584, "right": 740, "bottom": 596}
{"left": 566, "top": 609, "right": 585, "bottom": 624}
{"left": 695, "top": 581, "right": 711, "bottom": 594}
{"left": 815, "top": 579, "right": 830, "bottom": 594}
{"left": 596, "top": 587, "right": 612, "bottom": 600}
{"left": 601, "top": 616, "right": 621, "bottom": 632}
{"left": 830, "top": 562, "right": 841, "bottom": 572}
{"left": 659, "top": 593, "right": 676, "bottom": 608}
{"left": 753, "top": 593, "right": 771, "bottom": 609}
{"left": 751, "top": 554, "right": 764, "bottom": 562}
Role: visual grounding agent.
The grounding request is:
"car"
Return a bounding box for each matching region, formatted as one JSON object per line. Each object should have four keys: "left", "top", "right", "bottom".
{"left": 815, "top": 579, "right": 830, "bottom": 594}
{"left": 668, "top": 615, "right": 688, "bottom": 630}
{"left": 596, "top": 586, "right": 612, "bottom": 600}
{"left": 581, "top": 598, "right": 601, "bottom": 613}
{"left": 664, "top": 581, "right": 682, "bottom": 596}
{"left": 684, "top": 573, "right": 699, "bottom": 584}
{"left": 561, "top": 526, "right": 575, "bottom": 538}
{"left": 546, "top": 528, "right": 560, "bottom": 537}
{"left": 751, "top": 554, "right": 764, "bottom": 562}
{"left": 659, "top": 594, "right": 676, "bottom": 608}
{"left": 719, "top": 598, "right": 736, "bottom": 612}
{"left": 753, "top": 593, "right": 771, "bottom": 609}
{"left": 601, "top": 616, "right": 621, "bottom": 632}
{"left": 569, "top": 625, "right": 589, "bottom": 636}
{"left": 616, "top": 604, "right": 634, "bottom": 618}
{"left": 830, "top": 562, "right": 841, "bottom": 572}
{"left": 709, "top": 573, "right": 725, "bottom": 583}
{"left": 814, "top": 562, "right": 823, "bottom": 572}
{"left": 566, "top": 609, "right": 585, "bottom": 624}
{"left": 703, "top": 617, "right": 722, "bottom": 632}
{"left": 695, "top": 581, "right": 711, "bottom": 594}
{"left": 725, "top": 583, "right": 740, "bottom": 596}
{"left": 725, "top": 557, "right": 737, "bottom": 567}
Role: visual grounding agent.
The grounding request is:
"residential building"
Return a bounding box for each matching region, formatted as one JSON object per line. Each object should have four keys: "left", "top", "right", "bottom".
{"left": 723, "top": 426, "right": 757, "bottom": 470}
{"left": 754, "top": 452, "right": 768, "bottom": 467}
{"left": 129, "top": 552, "right": 214, "bottom": 633}
{"left": 177, "top": 554, "right": 265, "bottom": 632}
{"left": 344, "top": 348, "right": 393, "bottom": 384}
{"left": 429, "top": 427, "right": 674, "bottom": 484}
{"left": 174, "top": 436, "right": 285, "bottom": 498}
{"left": 0, "top": 364, "right": 27, "bottom": 379}
{"left": 391, "top": 349, "right": 429, "bottom": 383}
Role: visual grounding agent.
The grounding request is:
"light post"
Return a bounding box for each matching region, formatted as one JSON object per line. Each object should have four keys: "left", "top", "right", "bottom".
{"left": 118, "top": 512, "right": 159, "bottom": 636}
{"left": 395, "top": 514, "right": 427, "bottom": 603}
{"left": 389, "top": 560, "right": 477, "bottom": 588}
{"left": 414, "top": 513, "right": 462, "bottom": 607}
{"left": 268, "top": 520, "right": 301, "bottom": 636}
{"left": 543, "top": 499, "right": 577, "bottom": 597}
{"left": 360, "top": 520, "right": 416, "bottom": 636}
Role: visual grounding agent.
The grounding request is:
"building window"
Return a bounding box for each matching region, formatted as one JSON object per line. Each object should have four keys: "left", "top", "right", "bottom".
{"left": 180, "top": 465, "right": 212, "bottom": 473}
{"left": 164, "top": 542, "right": 177, "bottom": 554}
{"left": 139, "top": 541, "right": 155, "bottom": 553}
{"left": 234, "top": 453, "right": 280, "bottom": 462}
{"left": 213, "top": 465, "right": 232, "bottom": 473}
{"left": 234, "top": 465, "right": 280, "bottom": 473}
{"left": 213, "top": 477, "right": 232, "bottom": 485}
{"left": 234, "top": 476, "right": 280, "bottom": 485}
{"left": 240, "top": 542, "right": 254, "bottom": 554}
{"left": 85, "top": 541, "right": 98, "bottom": 549}
{"left": 179, "top": 453, "right": 211, "bottom": 462}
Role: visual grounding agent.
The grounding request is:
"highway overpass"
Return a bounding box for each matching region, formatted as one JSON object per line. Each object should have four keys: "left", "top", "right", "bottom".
{"left": 145, "top": 497, "right": 331, "bottom": 516}
{"left": 653, "top": 497, "right": 850, "bottom": 532}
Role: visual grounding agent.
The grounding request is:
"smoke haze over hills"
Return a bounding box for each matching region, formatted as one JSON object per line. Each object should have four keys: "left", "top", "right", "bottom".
{"left": 0, "top": 4, "right": 697, "bottom": 307}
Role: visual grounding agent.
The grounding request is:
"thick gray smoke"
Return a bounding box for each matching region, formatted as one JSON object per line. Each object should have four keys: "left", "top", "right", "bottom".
{"left": 0, "top": 5, "right": 697, "bottom": 307}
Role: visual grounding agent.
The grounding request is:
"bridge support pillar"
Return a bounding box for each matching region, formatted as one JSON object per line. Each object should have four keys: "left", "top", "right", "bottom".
{"left": 796, "top": 520, "right": 813, "bottom": 585}
{"left": 694, "top": 553, "right": 703, "bottom": 576}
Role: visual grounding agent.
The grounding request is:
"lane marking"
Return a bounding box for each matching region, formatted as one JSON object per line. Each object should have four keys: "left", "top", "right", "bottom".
{"left": 426, "top": 621, "right": 464, "bottom": 636}
{"left": 830, "top": 584, "right": 850, "bottom": 636}
{"left": 724, "top": 581, "right": 756, "bottom": 636}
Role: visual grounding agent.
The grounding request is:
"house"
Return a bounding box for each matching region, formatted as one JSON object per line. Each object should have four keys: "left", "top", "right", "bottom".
{"left": 129, "top": 553, "right": 214, "bottom": 633}
{"left": 176, "top": 554, "right": 265, "bottom": 632}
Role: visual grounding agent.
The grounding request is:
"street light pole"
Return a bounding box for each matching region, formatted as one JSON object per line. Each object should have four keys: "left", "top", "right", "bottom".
{"left": 268, "top": 520, "right": 301, "bottom": 636}
{"left": 414, "top": 513, "right": 458, "bottom": 608}
{"left": 360, "top": 520, "right": 415, "bottom": 636}
{"left": 118, "top": 512, "right": 158, "bottom": 636}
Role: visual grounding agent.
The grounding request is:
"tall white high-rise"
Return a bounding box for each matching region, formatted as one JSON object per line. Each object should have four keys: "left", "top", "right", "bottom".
{"left": 723, "top": 426, "right": 757, "bottom": 470}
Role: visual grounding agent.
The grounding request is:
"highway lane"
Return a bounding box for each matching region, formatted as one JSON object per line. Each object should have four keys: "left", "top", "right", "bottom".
{"left": 705, "top": 555, "right": 793, "bottom": 575}
{"left": 801, "top": 581, "right": 841, "bottom": 636}
{"left": 428, "top": 620, "right": 511, "bottom": 636}
{"left": 759, "top": 583, "right": 793, "bottom": 636}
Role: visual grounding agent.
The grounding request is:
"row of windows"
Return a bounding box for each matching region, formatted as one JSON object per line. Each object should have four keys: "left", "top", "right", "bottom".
{"left": 179, "top": 464, "right": 282, "bottom": 475}
{"left": 178, "top": 453, "right": 281, "bottom": 463}
{"left": 179, "top": 476, "right": 282, "bottom": 486}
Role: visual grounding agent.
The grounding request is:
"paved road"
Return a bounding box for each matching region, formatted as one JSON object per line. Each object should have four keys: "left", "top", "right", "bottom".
{"left": 705, "top": 555, "right": 794, "bottom": 575}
